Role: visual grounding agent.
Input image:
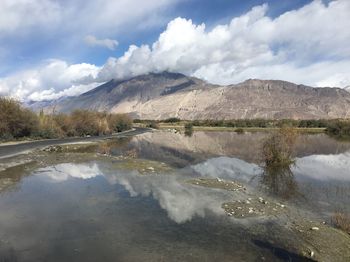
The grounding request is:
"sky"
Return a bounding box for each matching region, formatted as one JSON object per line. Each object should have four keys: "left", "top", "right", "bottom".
{"left": 0, "top": 0, "right": 349, "bottom": 102}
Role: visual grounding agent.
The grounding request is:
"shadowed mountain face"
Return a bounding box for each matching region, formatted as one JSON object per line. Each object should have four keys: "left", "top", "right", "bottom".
{"left": 31, "top": 72, "right": 350, "bottom": 119}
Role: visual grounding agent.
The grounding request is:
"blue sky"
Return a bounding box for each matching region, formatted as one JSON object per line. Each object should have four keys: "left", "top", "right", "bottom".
{"left": 1, "top": 0, "right": 313, "bottom": 75}
{"left": 0, "top": 0, "right": 348, "bottom": 101}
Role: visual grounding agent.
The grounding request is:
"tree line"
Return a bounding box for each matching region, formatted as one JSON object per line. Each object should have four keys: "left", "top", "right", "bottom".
{"left": 135, "top": 117, "right": 350, "bottom": 139}
{"left": 134, "top": 118, "right": 332, "bottom": 128}
{"left": 0, "top": 97, "right": 132, "bottom": 140}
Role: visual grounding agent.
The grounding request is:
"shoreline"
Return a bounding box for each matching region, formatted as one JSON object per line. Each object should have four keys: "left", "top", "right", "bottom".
{"left": 0, "top": 127, "right": 150, "bottom": 159}
{"left": 158, "top": 125, "right": 326, "bottom": 133}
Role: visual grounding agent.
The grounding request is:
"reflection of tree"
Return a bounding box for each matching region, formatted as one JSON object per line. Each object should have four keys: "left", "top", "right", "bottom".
{"left": 184, "top": 123, "right": 194, "bottom": 137}
{"left": 261, "top": 165, "right": 299, "bottom": 200}
{"left": 260, "top": 127, "right": 300, "bottom": 200}
{"left": 97, "top": 137, "right": 133, "bottom": 155}
{"left": 184, "top": 128, "right": 193, "bottom": 137}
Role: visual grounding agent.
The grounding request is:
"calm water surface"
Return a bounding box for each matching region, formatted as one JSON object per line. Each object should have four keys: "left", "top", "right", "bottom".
{"left": 0, "top": 131, "right": 350, "bottom": 261}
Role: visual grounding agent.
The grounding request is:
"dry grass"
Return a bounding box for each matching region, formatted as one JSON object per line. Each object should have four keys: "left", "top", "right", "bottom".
{"left": 0, "top": 96, "right": 133, "bottom": 140}
{"left": 332, "top": 212, "right": 350, "bottom": 234}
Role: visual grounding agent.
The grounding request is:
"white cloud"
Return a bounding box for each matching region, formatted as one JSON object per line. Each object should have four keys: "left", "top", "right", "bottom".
{"left": 1, "top": 0, "right": 350, "bottom": 101}
{"left": 293, "top": 151, "right": 350, "bottom": 181}
{"left": 97, "top": 0, "right": 350, "bottom": 87}
{"left": 85, "top": 35, "right": 119, "bottom": 50}
{"left": 0, "top": 0, "right": 61, "bottom": 35}
{"left": 0, "top": 0, "right": 180, "bottom": 38}
{"left": 38, "top": 163, "right": 102, "bottom": 182}
{"left": 0, "top": 60, "right": 100, "bottom": 101}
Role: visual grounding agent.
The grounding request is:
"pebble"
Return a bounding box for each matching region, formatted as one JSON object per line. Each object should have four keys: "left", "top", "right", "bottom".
{"left": 311, "top": 227, "right": 320, "bottom": 231}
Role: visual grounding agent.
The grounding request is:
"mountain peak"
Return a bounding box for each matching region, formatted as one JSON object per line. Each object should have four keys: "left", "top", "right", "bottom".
{"left": 30, "top": 72, "right": 350, "bottom": 120}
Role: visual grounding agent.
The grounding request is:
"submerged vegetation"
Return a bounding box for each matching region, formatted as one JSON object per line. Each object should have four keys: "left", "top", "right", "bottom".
{"left": 261, "top": 127, "right": 299, "bottom": 199}
{"left": 262, "top": 127, "right": 298, "bottom": 167}
{"left": 0, "top": 97, "right": 132, "bottom": 141}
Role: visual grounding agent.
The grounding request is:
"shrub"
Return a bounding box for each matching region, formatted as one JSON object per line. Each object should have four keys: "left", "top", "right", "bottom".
{"left": 0, "top": 96, "right": 133, "bottom": 140}
{"left": 147, "top": 121, "right": 159, "bottom": 129}
{"left": 0, "top": 97, "right": 39, "bottom": 139}
{"left": 332, "top": 212, "right": 350, "bottom": 234}
{"left": 262, "top": 126, "right": 298, "bottom": 167}
{"left": 260, "top": 127, "right": 299, "bottom": 199}
{"left": 108, "top": 114, "right": 133, "bottom": 132}
{"left": 235, "top": 128, "right": 244, "bottom": 134}
{"left": 69, "top": 110, "right": 101, "bottom": 136}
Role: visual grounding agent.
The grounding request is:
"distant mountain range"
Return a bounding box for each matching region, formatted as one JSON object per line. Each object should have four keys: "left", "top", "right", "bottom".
{"left": 30, "top": 72, "right": 350, "bottom": 120}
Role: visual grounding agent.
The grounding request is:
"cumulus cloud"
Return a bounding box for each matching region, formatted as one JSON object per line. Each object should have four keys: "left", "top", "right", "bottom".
{"left": 85, "top": 35, "right": 119, "bottom": 50}
{"left": 97, "top": 0, "right": 350, "bottom": 87}
{"left": 1, "top": 0, "right": 350, "bottom": 101}
{"left": 0, "top": 60, "right": 100, "bottom": 101}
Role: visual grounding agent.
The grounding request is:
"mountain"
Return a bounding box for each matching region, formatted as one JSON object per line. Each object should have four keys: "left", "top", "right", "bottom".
{"left": 31, "top": 72, "right": 350, "bottom": 120}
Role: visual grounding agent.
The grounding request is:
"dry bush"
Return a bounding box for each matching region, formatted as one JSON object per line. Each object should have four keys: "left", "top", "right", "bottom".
{"left": 0, "top": 97, "right": 39, "bottom": 139}
{"left": 262, "top": 126, "right": 298, "bottom": 167}
{"left": 0, "top": 96, "right": 133, "bottom": 140}
{"left": 37, "top": 110, "right": 64, "bottom": 138}
{"left": 332, "top": 212, "right": 350, "bottom": 234}
{"left": 69, "top": 110, "right": 102, "bottom": 136}
{"left": 108, "top": 113, "right": 133, "bottom": 133}
{"left": 53, "top": 113, "right": 75, "bottom": 136}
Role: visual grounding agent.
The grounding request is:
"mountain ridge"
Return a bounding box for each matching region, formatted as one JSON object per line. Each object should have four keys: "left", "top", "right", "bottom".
{"left": 30, "top": 72, "right": 350, "bottom": 120}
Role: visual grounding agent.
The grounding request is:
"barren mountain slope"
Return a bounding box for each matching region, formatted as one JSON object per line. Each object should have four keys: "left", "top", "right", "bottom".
{"left": 32, "top": 72, "right": 350, "bottom": 119}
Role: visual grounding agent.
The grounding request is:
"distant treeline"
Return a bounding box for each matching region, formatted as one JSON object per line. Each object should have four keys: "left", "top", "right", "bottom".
{"left": 325, "top": 121, "right": 350, "bottom": 139}
{"left": 135, "top": 118, "right": 332, "bottom": 128}
{"left": 135, "top": 117, "right": 350, "bottom": 138}
{"left": 0, "top": 97, "right": 132, "bottom": 141}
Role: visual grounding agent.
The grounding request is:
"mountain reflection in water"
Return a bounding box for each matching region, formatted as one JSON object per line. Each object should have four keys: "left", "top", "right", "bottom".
{"left": 32, "top": 145, "right": 350, "bottom": 222}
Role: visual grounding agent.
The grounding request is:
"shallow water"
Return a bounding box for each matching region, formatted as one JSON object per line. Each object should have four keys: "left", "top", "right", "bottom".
{"left": 0, "top": 131, "right": 350, "bottom": 261}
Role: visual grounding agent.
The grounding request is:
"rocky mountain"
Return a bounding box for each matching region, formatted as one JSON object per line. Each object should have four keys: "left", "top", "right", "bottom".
{"left": 32, "top": 72, "right": 350, "bottom": 120}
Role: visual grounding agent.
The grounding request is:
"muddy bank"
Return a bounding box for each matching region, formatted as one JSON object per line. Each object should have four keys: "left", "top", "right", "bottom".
{"left": 185, "top": 177, "right": 350, "bottom": 261}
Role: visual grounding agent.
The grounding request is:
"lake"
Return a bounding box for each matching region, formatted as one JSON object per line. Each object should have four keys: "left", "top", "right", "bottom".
{"left": 0, "top": 130, "right": 350, "bottom": 261}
